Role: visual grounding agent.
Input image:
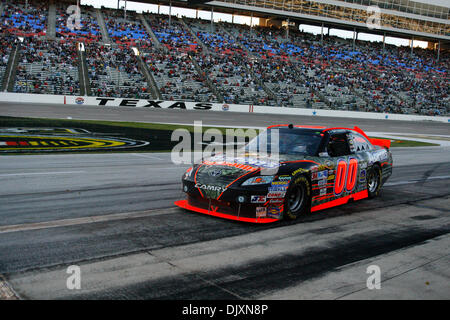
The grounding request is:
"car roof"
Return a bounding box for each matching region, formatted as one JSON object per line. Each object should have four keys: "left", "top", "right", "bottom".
{"left": 267, "top": 124, "right": 327, "bottom": 130}
{"left": 266, "top": 124, "right": 352, "bottom": 133}
{"left": 265, "top": 125, "right": 391, "bottom": 149}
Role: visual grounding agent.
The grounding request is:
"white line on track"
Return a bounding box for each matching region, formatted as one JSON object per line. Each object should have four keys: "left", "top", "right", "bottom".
{"left": 0, "top": 207, "right": 179, "bottom": 234}
{"left": 0, "top": 171, "right": 84, "bottom": 177}
{"left": 131, "top": 153, "right": 163, "bottom": 160}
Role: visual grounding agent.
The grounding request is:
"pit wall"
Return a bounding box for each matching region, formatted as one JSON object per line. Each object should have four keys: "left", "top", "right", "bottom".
{"left": 0, "top": 92, "right": 448, "bottom": 123}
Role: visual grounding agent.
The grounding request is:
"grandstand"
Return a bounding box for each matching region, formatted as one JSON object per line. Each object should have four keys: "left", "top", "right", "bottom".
{"left": 0, "top": 0, "right": 47, "bottom": 37}
{"left": 13, "top": 37, "right": 80, "bottom": 95}
{"left": 85, "top": 42, "right": 151, "bottom": 99}
{"left": 0, "top": 0, "right": 448, "bottom": 116}
{"left": 55, "top": 3, "right": 101, "bottom": 42}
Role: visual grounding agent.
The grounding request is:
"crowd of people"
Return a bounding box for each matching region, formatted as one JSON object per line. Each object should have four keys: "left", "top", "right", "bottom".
{"left": 187, "top": 18, "right": 275, "bottom": 105}
{"left": 13, "top": 37, "right": 80, "bottom": 95}
{"left": 0, "top": 35, "right": 15, "bottom": 87}
{"left": 55, "top": 4, "right": 101, "bottom": 42}
{"left": 0, "top": 1, "right": 447, "bottom": 116}
{"left": 103, "top": 8, "right": 149, "bottom": 45}
{"left": 142, "top": 47, "right": 216, "bottom": 102}
{"left": 85, "top": 43, "right": 151, "bottom": 99}
{"left": 146, "top": 13, "right": 201, "bottom": 53}
{"left": 191, "top": 20, "right": 448, "bottom": 115}
{"left": 0, "top": 0, "right": 46, "bottom": 36}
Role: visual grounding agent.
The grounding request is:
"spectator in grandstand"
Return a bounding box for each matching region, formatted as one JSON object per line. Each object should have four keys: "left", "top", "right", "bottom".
{"left": 2, "top": 3, "right": 447, "bottom": 116}
{"left": 13, "top": 37, "right": 80, "bottom": 95}
{"left": 0, "top": 0, "right": 47, "bottom": 36}
{"left": 85, "top": 43, "right": 151, "bottom": 99}
{"left": 55, "top": 4, "right": 101, "bottom": 42}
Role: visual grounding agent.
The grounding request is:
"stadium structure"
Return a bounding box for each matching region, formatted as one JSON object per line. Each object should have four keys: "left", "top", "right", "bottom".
{"left": 0, "top": 0, "right": 448, "bottom": 116}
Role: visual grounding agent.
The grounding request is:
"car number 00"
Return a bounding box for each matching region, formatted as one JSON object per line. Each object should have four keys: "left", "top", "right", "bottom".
{"left": 334, "top": 158, "right": 358, "bottom": 195}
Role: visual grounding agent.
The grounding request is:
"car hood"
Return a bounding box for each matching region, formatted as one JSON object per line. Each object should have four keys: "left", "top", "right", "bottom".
{"left": 193, "top": 153, "right": 315, "bottom": 199}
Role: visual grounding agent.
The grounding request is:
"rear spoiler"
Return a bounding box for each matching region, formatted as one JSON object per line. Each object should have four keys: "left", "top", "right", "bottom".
{"left": 353, "top": 126, "right": 391, "bottom": 149}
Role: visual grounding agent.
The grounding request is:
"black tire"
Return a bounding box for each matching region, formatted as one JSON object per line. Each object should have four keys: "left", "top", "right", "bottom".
{"left": 367, "top": 165, "right": 382, "bottom": 198}
{"left": 284, "top": 175, "right": 311, "bottom": 220}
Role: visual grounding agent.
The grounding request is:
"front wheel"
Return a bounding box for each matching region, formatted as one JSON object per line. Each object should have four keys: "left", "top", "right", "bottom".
{"left": 284, "top": 175, "right": 311, "bottom": 220}
{"left": 367, "top": 165, "right": 382, "bottom": 198}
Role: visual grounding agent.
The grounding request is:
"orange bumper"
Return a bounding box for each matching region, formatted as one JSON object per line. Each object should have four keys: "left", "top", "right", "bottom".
{"left": 174, "top": 200, "right": 279, "bottom": 224}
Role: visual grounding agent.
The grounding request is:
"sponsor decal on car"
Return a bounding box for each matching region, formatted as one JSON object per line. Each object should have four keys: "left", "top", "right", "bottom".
{"left": 251, "top": 195, "right": 266, "bottom": 203}
{"left": 267, "top": 191, "right": 286, "bottom": 198}
{"left": 278, "top": 175, "right": 292, "bottom": 181}
{"left": 208, "top": 156, "right": 279, "bottom": 169}
{"left": 268, "top": 186, "right": 288, "bottom": 192}
{"left": 317, "top": 179, "right": 327, "bottom": 186}
{"left": 270, "top": 181, "right": 290, "bottom": 186}
{"left": 202, "top": 160, "right": 257, "bottom": 172}
{"left": 256, "top": 207, "right": 267, "bottom": 218}
{"left": 319, "top": 188, "right": 327, "bottom": 196}
{"left": 359, "top": 169, "right": 367, "bottom": 182}
{"left": 374, "top": 152, "right": 389, "bottom": 162}
{"left": 317, "top": 170, "right": 328, "bottom": 179}
{"left": 208, "top": 169, "right": 223, "bottom": 177}
{"left": 267, "top": 206, "right": 282, "bottom": 219}
{"left": 269, "top": 198, "right": 284, "bottom": 204}
{"left": 194, "top": 183, "right": 227, "bottom": 193}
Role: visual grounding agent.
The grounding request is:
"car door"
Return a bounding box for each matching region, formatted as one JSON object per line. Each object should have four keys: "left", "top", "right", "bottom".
{"left": 347, "top": 131, "right": 374, "bottom": 191}
{"left": 325, "top": 130, "right": 360, "bottom": 198}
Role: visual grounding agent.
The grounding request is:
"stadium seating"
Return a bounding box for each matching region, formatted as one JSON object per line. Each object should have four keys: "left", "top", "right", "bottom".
{"left": 186, "top": 18, "right": 274, "bottom": 105}
{"left": 103, "top": 8, "right": 150, "bottom": 45}
{"left": 0, "top": 0, "right": 447, "bottom": 116}
{"left": 55, "top": 4, "right": 101, "bottom": 42}
{"left": 142, "top": 47, "right": 217, "bottom": 102}
{"left": 141, "top": 14, "right": 217, "bottom": 101}
{"left": 145, "top": 13, "right": 201, "bottom": 53}
{"left": 13, "top": 38, "right": 80, "bottom": 95}
{"left": 85, "top": 43, "right": 151, "bottom": 99}
{"left": 0, "top": 0, "right": 46, "bottom": 36}
{"left": 0, "top": 35, "right": 15, "bottom": 88}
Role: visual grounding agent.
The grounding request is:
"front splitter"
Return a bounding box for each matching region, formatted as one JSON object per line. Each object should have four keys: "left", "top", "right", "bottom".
{"left": 174, "top": 200, "right": 279, "bottom": 224}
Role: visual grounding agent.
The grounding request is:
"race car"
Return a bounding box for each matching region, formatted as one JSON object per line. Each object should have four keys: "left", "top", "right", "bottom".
{"left": 175, "top": 124, "right": 393, "bottom": 223}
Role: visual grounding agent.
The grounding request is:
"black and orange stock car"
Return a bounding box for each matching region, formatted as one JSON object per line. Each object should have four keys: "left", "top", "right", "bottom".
{"left": 175, "top": 124, "right": 393, "bottom": 223}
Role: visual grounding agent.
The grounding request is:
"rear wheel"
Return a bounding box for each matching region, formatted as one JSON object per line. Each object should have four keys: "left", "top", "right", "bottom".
{"left": 284, "top": 175, "right": 310, "bottom": 220}
{"left": 367, "top": 165, "right": 382, "bottom": 198}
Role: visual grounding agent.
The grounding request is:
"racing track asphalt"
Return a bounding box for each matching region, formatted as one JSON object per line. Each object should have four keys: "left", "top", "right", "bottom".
{"left": 0, "top": 149, "right": 449, "bottom": 299}
{"left": 0, "top": 102, "right": 449, "bottom": 299}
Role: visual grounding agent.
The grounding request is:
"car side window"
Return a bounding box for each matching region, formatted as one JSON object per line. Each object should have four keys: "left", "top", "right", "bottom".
{"left": 350, "top": 133, "right": 373, "bottom": 152}
{"left": 327, "top": 132, "right": 352, "bottom": 157}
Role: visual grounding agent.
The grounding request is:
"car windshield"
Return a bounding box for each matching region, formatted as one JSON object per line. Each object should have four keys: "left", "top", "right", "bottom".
{"left": 245, "top": 127, "right": 323, "bottom": 156}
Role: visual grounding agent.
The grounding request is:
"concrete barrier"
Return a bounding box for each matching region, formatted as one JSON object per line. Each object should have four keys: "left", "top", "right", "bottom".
{"left": 0, "top": 92, "right": 448, "bottom": 123}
